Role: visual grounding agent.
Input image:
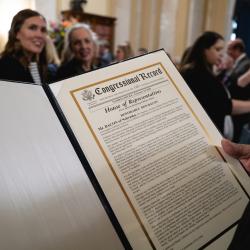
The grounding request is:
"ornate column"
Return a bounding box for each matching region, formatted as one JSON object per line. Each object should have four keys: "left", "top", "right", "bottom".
{"left": 174, "top": 0, "right": 191, "bottom": 60}
{"left": 129, "top": 0, "right": 163, "bottom": 53}
{"left": 186, "top": 0, "right": 235, "bottom": 51}
{"left": 204, "top": 0, "right": 236, "bottom": 38}
{"left": 145, "top": 0, "right": 162, "bottom": 51}
{"left": 129, "top": 0, "right": 142, "bottom": 52}
{"left": 158, "top": 0, "right": 179, "bottom": 58}
{"left": 186, "top": 0, "right": 206, "bottom": 47}
{"left": 114, "top": 0, "right": 131, "bottom": 49}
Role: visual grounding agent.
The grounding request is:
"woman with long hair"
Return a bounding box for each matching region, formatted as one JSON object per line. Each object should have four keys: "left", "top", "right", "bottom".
{"left": 180, "top": 31, "right": 250, "bottom": 135}
{"left": 0, "top": 9, "right": 49, "bottom": 84}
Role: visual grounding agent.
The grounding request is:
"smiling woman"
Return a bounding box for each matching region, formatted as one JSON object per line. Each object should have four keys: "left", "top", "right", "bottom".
{"left": 0, "top": 9, "right": 50, "bottom": 84}
{"left": 56, "top": 23, "right": 97, "bottom": 81}
{"left": 16, "top": 16, "right": 47, "bottom": 55}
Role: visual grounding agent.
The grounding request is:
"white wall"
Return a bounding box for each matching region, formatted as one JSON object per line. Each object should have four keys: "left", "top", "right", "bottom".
{"left": 187, "top": 0, "right": 205, "bottom": 47}
{"left": 113, "top": 0, "right": 131, "bottom": 49}
{"left": 34, "top": 0, "right": 57, "bottom": 23}
{"left": 0, "top": 0, "right": 35, "bottom": 51}
{"left": 159, "top": 0, "right": 179, "bottom": 56}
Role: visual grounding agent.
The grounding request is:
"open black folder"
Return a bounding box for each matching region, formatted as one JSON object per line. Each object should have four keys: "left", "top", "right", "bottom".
{"left": 0, "top": 50, "right": 249, "bottom": 250}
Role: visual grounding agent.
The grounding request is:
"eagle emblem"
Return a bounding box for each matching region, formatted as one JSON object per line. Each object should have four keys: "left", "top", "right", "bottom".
{"left": 81, "top": 90, "right": 95, "bottom": 101}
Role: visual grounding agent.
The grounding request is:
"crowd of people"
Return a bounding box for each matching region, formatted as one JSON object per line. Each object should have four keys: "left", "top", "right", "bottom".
{"left": 1, "top": 9, "right": 250, "bottom": 145}
{"left": 1, "top": 10, "right": 250, "bottom": 150}
{"left": 2, "top": 8, "right": 250, "bottom": 249}
{"left": 179, "top": 31, "right": 250, "bottom": 145}
{"left": 0, "top": 9, "right": 140, "bottom": 85}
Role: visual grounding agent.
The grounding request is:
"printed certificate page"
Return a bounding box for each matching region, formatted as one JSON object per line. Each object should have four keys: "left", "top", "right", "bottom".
{"left": 50, "top": 50, "right": 250, "bottom": 250}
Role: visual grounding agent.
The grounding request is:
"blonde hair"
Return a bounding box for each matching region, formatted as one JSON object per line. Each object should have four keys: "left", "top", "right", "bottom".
{"left": 46, "top": 36, "right": 60, "bottom": 65}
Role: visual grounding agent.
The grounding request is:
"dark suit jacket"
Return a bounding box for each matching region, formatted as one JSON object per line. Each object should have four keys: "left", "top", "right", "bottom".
{"left": 224, "top": 54, "right": 250, "bottom": 142}
{"left": 0, "top": 55, "right": 53, "bottom": 84}
{"left": 226, "top": 54, "right": 250, "bottom": 100}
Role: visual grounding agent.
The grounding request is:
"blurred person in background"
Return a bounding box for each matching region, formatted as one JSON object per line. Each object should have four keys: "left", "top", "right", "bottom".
{"left": 113, "top": 42, "right": 134, "bottom": 63}
{"left": 97, "top": 39, "right": 113, "bottom": 67}
{"left": 180, "top": 31, "right": 250, "bottom": 137}
{"left": 215, "top": 53, "right": 235, "bottom": 140}
{"left": 179, "top": 46, "right": 192, "bottom": 70}
{"left": 225, "top": 39, "right": 250, "bottom": 89}
{"left": 238, "top": 68, "right": 250, "bottom": 87}
{"left": 225, "top": 39, "right": 250, "bottom": 142}
{"left": 46, "top": 35, "right": 60, "bottom": 82}
{"left": 0, "top": 9, "right": 50, "bottom": 84}
{"left": 136, "top": 47, "right": 148, "bottom": 56}
{"left": 56, "top": 23, "right": 97, "bottom": 81}
{"left": 215, "top": 54, "right": 234, "bottom": 83}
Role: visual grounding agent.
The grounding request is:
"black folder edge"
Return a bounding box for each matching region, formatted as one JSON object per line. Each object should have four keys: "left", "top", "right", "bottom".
{"left": 42, "top": 83, "right": 132, "bottom": 250}
{"left": 40, "top": 50, "right": 167, "bottom": 250}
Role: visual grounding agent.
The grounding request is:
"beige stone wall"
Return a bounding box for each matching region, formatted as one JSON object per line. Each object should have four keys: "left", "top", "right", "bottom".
{"left": 85, "top": 0, "right": 113, "bottom": 16}
{"left": 172, "top": 0, "right": 235, "bottom": 60}
{"left": 113, "top": 0, "right": 131, "bottom": 49}
{"left": 204, "top": 0, "right": 236, "bottom": 39}
{"left": 205, "top": 0, "right": 230, "bottom": 36}
{"left": 131, "top": 0, "right": 158, "bottom": 50}
{"left": 187, "top": 0, "right": 206, "bottom": 47}
{"left": 159, "top": 0, "right": 179, "bottom": 57}
{"left": 174, "top": 0, "right": 191, "bottom": 61}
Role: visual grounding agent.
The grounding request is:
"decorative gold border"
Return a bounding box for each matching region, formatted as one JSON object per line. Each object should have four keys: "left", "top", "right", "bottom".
{"left": 69, "top": 62, "right": 248, "bottom": 249}
{"left": 160, "top": 62, "right": 249, "bottom": 198}
{"left": 71, "top": 64, "right": 159, "bottom": 250}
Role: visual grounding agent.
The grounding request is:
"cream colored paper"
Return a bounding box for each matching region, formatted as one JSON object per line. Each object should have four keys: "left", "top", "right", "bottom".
{"left": 50, "top": 50, "right": 250, "bottom": 250}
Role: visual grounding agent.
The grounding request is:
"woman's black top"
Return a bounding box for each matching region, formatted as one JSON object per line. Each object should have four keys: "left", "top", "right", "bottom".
{"left": 181, "top": 64, "right": 232, "bottom": 133}
{"left": 0, "top": 55, "right": 54, "bottom": 84}
{"left": 0, "top": 55, "right": 34, "bottom": 83}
